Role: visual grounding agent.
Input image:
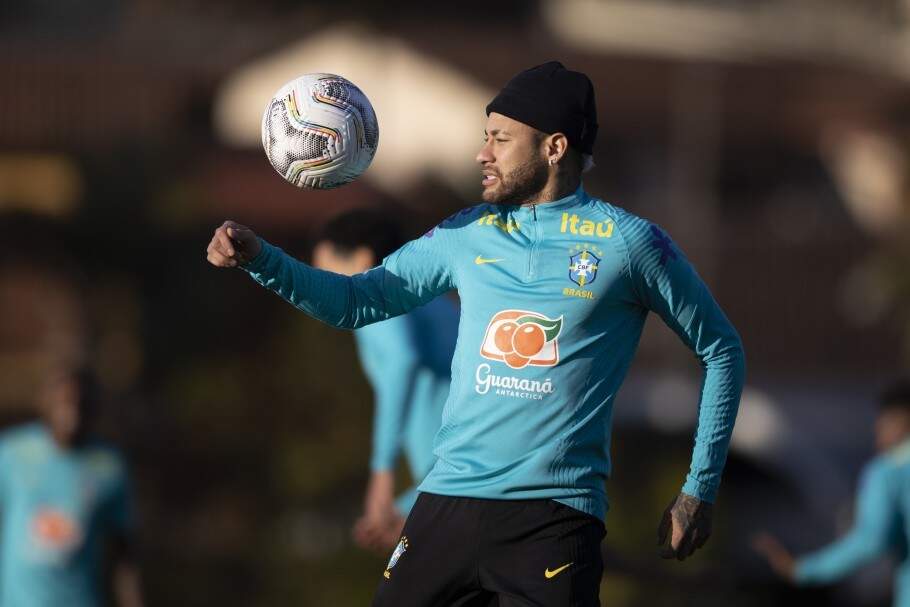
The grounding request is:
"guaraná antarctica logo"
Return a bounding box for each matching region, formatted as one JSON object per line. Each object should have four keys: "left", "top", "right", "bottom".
{"left": 476, "top": 310, "right": 562, "bottom": 400}
{"left": 31, "top": 508, "right": 82, "bottom": 552}
{"left": 480, "top": 310, "right": 563, "bottom": 369}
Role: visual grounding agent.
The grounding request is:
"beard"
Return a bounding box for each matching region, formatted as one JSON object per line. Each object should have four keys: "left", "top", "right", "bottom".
{"left": 482, "top": 157, "right": 550, "bottom": 205}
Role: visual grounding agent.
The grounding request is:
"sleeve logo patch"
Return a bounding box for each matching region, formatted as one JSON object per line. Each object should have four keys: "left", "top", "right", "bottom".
{"left": 649, "top": 225, "right": 678, "bottom": 267}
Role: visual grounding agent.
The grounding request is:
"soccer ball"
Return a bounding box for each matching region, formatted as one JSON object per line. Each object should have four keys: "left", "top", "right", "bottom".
{"left": 261, "top": 73, "right": 379, "bottom": 189}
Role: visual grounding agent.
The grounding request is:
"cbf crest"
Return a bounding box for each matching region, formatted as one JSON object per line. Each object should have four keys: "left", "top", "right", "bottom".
{"left": 383, "top": 536, "right": 409, "bottom": 579}
{"left": 568, "top": 245, "right": 604, "bottom": 288}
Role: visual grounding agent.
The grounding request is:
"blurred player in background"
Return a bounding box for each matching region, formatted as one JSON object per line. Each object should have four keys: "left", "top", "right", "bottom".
{"left": 312, "top": 209, "right": 458, "bottom": 552}
{"left": 754, "top": 379, "right": 910, "bottom": 607}
{"left": 207, "top": 61, "right": 744, "bottom": 606}
{"left": 0, "top": 365, "right": 142, "bottom": 607}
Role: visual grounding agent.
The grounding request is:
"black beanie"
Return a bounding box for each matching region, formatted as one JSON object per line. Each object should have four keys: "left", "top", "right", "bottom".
{"left": 486, "top": 61, "right": 598, "bottom": 155}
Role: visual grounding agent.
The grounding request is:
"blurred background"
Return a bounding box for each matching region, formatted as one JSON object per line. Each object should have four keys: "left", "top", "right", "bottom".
{"left": 2, "top": 0, "right": 910, "bottom": 605}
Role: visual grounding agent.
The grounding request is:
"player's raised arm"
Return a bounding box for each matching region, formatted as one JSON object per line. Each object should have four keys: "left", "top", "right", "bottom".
{"left": 621, "top": 215, "right": 745, "bottom": 560}
{"left": 205, "top": 218, "right": 458, "bottom": 329}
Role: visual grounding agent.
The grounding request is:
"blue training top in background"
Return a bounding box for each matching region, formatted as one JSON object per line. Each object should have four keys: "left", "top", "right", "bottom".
{"left": 245, "top": 186, "right": 745, "bottom": 520}
{"left": 797, "top": 439, "right": 910, "bottom": 607}
{"left": 0, "top": 423, "right": 133, "bottom": 607}
{"left": 354, "top": 295, "right": 459, "bottom": 514}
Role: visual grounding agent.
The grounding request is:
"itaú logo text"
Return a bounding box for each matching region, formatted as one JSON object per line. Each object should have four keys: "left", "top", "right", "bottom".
{"left": 479, "top": 310, "right": 563, "bottom": 369}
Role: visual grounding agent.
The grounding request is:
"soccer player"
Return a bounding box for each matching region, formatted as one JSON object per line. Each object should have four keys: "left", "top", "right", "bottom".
{"left": 311, "top": 209, "right": 458, "bottom": 552}
{"left": 754, "top": 380, "right": 910, "bottom": 607}
{"left": 0, "top": 366, "right": 143, "bottom": 607}
{"left": 206, "top": 61, "right": 745, "bottom": 606}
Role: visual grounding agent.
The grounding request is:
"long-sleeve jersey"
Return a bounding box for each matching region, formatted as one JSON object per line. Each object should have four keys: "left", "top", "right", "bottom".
{"left": 0, "top": 423, "right": 133, "bottom": 607}
{"left": 796, "top": 440, "right": 910, "bottom": 606}
{"left": 354, "top": 296, "right": 458, "bottom": 513}
{"left": 244, "top": 186, "right": 745, "bottom": 519}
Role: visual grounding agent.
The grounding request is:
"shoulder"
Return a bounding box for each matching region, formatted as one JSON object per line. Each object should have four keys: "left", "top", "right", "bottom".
{"left": 587, "top": 196, "right": 663, "bottom": 247}
{"left": 882, "top": 440, "right": 910, "bottom": 472}
{"left": 420, "top": 204, "right": 496, "bottom": 240}
{"left": 0, "top": 422, "right": 48, "bottom": 457}
{"left": 84, "top": 441, "right": 129, "bottom": 482}
{"left": 860, "top": 453, "right": 904, "bottom": 491}
{"left": 585, "top": 195, "right": 679, "bottom": 273}
{"left": 0, "top": 422, "right": 43, "bottom": 443}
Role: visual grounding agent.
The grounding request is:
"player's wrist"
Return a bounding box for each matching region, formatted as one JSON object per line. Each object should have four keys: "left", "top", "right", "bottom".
{"left": 240, "top": 237, "right": 268, "bottom": 271}
{"left": 681, "top": 477, "right": 716, "bottom": 504}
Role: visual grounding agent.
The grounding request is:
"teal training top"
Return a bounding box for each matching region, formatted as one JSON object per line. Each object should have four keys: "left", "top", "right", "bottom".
{"left": 354, "top": 296, "right": 458, "bottom": 513}
{"left": 0, "top": 423, "right": 133, "bottom": 607}
{"left": 244, "top": 186, "right": 745, "bottom": 520}
{"left": 796, "top": 439, "right": 910, "bottom": 607}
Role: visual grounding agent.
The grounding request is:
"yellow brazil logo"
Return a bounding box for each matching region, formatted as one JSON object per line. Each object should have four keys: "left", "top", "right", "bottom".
{"left": 544, "top": 562, "right": 573, "bottom": 579}
{"left": 564, "top": 244, "right": 604, "bottom": 300}
{"left": 477, "top": 211, "right": 520, "bottom": 233}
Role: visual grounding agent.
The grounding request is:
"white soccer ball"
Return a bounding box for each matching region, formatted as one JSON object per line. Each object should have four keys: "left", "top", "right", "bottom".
{"left": 261, "top": 73, "right": 379, "bottom": 189}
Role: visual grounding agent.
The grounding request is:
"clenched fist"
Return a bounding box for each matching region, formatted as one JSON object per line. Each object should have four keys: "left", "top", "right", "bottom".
{"left": 206, "top": 221, "right": 261, "bottom": 268}
{"left": 657, "top": 492, "right": 713, "bottom": 561}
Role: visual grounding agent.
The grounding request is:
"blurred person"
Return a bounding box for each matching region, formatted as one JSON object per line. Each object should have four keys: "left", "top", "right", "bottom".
{"left": 206, "top": 61, "right": 744, "bottom": 606}
{"left": 0, "top": 366, "right": 142, "bottom": 607}
{"left": 311, "top": 209, "right": 458, "bottom": 552}
{"left": 754, "top": 379, "right": 910, "bottom": 607}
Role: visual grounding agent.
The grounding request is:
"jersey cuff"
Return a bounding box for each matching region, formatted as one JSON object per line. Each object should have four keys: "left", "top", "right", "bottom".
{"left": 681, "top": 476, "right": 717, "bottom": 503}
{"left": 241, "top": 238, "right": 274, "bottom": 273}
{"left": 792, "top": 559, "right": 813, "bottom": 585}
{"left": 370, "top": 457, "right": 396, "bottom": 472}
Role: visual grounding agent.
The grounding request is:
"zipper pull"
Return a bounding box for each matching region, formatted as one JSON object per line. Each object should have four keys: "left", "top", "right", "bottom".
{"left": 532, "top": 205, "right": 537, "bottom": 220}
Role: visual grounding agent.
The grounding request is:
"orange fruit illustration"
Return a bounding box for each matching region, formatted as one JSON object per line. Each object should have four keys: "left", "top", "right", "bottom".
{"left": 512, "top": 324, "right": 545, "bottom": 357}
{"left": 503, "top": 351, "right": 530, "bottom": 369}
{"left": 494, "top": 322, "right": 518, "bottom": 353}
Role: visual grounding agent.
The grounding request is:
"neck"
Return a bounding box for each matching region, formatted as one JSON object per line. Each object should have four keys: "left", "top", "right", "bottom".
{"left": 520, "top": 171, "right": 581, "bottom": 206}
{"left": 50, "top": 429, "right": 86, "bottom": 450}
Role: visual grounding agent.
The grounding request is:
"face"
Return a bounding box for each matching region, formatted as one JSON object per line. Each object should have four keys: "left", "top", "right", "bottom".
{"left": 476, "top": 112, "right": 550, "bottom": 205}
{"left": 875, "top": 408, "right": 910, "bottom": 452}
{"left": 40, "top": 374, "right": 91, "bottom": 447}
{"left": 312, "top": 241, "right": 374, "bottom": 276}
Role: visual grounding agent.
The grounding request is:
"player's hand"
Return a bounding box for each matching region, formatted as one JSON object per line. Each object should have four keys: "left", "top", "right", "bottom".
{"left": 752, "top": 532, "right": 796, "bottom": 581}
{"left": 353, "top": 511, "right": 405, "bottom": 554}
{"left": 657, "top": 492, "right": 713, "bottom": 561}
{"left": 206, "top": 220, "right": 261, "bottom": 268}
{"left": 353, "top": 471, "right": 400, "bottom": 553}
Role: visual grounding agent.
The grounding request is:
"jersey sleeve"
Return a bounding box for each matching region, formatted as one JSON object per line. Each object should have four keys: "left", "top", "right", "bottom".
{"left": 105, "top": 456, "right": 135, "bottom": 538}
{"left": 795, "top": 460, "right": 900, "bottom": 584}
{"left": 0, "top": 436, "right": 10, "bottom": 505}
{"left": 394, "top": 486, "right": 420, "bottom": 515}
{"left": 355, "top": 318, "right": 422, "bottom": 472}
{"left": 623, "top": 217, "right": 745, "bottom": 503}
{"left": 242, "top": 223, "right": 458, "bottom": 329}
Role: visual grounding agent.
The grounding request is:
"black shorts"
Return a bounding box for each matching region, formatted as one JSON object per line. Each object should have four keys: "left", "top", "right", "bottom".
{"left": 372, "top": 492, "right": 606, "bottom": 607}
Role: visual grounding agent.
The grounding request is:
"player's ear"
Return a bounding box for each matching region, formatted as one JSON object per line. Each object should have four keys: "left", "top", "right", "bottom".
{"left": 544, "top": 133, "right": 569, "bottom": 165}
